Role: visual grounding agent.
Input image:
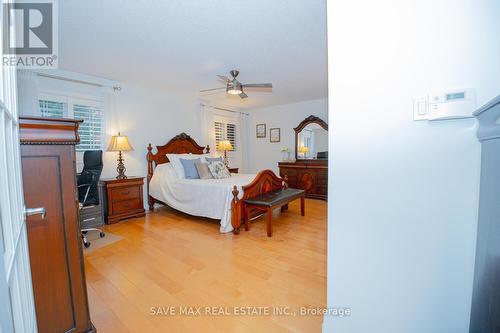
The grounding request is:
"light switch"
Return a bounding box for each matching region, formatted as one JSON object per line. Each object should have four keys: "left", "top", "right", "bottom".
{"left": 413, "top": 97, "right": 428, "bottom": 121}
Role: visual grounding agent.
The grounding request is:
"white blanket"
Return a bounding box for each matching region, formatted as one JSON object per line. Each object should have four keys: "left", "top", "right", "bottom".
{"left": 149, "top": 163, "right": 256, "bottom": 233}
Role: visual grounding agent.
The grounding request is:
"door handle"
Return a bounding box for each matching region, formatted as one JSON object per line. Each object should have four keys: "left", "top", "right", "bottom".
{"left": 24, "top": 207, "right": 46, "bottom": 220}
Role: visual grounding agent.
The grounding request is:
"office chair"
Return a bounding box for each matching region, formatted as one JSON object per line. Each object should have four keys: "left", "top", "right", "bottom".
{"left": 78, "top": 150, "right": 105, "bottom": 248}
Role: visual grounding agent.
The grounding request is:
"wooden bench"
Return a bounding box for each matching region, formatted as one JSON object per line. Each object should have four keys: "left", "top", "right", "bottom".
{"left": 231, "top": 170, "right": 305, "bottom": 237}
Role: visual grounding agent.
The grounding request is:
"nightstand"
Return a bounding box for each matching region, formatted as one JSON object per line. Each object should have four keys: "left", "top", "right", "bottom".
{"left": 228, "top": 167, "right": 239, "bottom": 174}
{"left": 100, "top": 177, "right": 146, "bottom": 224}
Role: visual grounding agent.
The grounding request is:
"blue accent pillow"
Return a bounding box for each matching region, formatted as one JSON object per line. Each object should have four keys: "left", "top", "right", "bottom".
{"left": 206, "top": 156, "right": 223, "bottom": 163}
{"left": 180, "top": 158, "right": 201, "bottom": 179}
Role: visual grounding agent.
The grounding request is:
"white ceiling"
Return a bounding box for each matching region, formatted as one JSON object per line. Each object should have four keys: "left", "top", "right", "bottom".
{"left": 58, "top": 0, "right": 327, "bottom": 109}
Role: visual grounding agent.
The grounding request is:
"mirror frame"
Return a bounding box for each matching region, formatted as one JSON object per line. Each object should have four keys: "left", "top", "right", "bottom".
{"left": 294, "top": 115, "right": 329, "bottom": 160}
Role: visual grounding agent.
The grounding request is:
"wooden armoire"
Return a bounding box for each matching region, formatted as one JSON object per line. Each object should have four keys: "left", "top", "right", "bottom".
{"left": 20, "top": 117, "right": 95, "bottom": 333}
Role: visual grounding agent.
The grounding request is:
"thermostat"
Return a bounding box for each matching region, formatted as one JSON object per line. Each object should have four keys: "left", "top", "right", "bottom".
{"left": 427, "top": 88, "right": 476, "bottom": 120}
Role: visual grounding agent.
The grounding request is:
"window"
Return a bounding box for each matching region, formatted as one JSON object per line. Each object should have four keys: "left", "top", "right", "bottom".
{"left": 214, "top": 121, "right": 237, "bottom": 151}
{"left": 39, "top": 94, "right": 103, "bottom": 152}
{"left": 40, "top": 100, "right": 68, "bottom": 118}
{"left": 73, "top": 104, "right": 103, "bottom": 151}
{"left": 212, "top": 113, "right": 242, "bottom": 169}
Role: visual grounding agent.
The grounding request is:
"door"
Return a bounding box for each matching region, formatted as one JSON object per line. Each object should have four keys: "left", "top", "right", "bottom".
{"left": 0, "top": 2, "right": 38, "bottom": 331}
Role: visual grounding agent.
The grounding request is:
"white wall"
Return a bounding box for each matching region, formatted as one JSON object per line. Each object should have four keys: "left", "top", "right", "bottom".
{"left": 325, "top": 1, "right": 500, "bottom": 333}
{"left": 246, "top": 98, "right": 328, "bottom": 174}
{"left": 101, "top": 84, "right": 201, "bottom": 179}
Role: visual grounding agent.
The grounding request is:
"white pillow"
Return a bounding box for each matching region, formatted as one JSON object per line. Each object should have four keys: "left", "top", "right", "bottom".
{"left": 166, "top": 153, "right": 211, "bottom": 178}
{"left": 155, "top": 162, "right": 177, "bottom": 179}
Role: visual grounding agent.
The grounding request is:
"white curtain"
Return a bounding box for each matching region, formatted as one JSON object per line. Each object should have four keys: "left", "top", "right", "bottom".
{"left": 239, "top": 111, "right": 249, "bottom": 173}
{"left": 101, "top": 86, "right": 120, "bottom": 177}
{"left": 200, "top": 104, "right": 216, "bottom": 155}
{"left": 16, "top": 70, "right": 39, "bottom": 116}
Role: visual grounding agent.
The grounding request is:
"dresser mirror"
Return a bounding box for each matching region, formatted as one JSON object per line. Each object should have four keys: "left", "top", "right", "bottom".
{"left": 295, "top": 115, "right": 328, "bottom": 160}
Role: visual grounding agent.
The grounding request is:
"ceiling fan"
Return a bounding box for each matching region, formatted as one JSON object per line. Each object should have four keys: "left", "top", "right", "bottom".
{"left": 200, "top": 70, "right": 272, "bottom": 99}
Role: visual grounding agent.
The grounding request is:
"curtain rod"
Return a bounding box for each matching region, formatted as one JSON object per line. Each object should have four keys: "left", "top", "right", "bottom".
{"left": 200, "top": 103, "right": 249, "bottom": 116}
{"left": 36, "top": 73, "right": 122, "bottom": 91}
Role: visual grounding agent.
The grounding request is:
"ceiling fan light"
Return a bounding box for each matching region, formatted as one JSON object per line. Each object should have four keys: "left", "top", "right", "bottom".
{"left": 227, "top": 88, "right": 242, "bottom": 95}
{"left": 227, "top": 82, "right": 243, "bottom": 95}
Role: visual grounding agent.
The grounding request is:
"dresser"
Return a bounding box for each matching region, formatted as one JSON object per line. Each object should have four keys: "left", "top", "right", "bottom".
{"left": 101, "top": 177, "right": 146, "bottom": 224}
{"left": 278, "top": 160, "right": 328, "bottom": 200}
{"left": 20, "top": 117, "right": 95, "bottom": 333}
{"left": 279, "top": 115, "right": 329, "bottom": 200}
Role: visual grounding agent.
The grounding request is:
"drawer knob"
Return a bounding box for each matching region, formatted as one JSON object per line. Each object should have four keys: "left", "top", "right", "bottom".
{"left": 121, "top": 191, "right": 130, "bottom": 195}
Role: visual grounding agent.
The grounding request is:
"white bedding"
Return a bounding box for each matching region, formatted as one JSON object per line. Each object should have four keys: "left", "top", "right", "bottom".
{"left": 149, "top": 163, "right": 256, "bottom": 233}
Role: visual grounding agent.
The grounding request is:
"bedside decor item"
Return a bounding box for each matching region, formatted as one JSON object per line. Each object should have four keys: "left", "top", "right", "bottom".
{"left": 256, "top": 123, "right": 266, "bottom": 138}
{"left": 217, "top": 139, "right": 233, "bottom": 167}
{"left": 107, "top": 132, "right": 134, "bottom": 179}
{"left": 270, "top": 128, "right": 280, "bottom": 143}
{"left": 100, "top": 176, "right": 146, "bottom": 224}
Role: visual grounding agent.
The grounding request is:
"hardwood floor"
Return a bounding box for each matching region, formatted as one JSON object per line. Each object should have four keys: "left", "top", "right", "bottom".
{"left": 84, "top": 199, "right": 327, "bottom": 333}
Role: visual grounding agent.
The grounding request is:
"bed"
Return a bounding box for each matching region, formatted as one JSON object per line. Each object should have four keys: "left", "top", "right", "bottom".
{"left": 146, "top": 133, "right": 286, "bottom": 234}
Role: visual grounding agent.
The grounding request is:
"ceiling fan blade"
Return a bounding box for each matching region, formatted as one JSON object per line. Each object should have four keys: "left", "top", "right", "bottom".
{"left": 239, "top": 92, "right": 248, "bottom": 99}
{"left": 199, "top": 87, "right": 226, "bottom": 93}
{"left": 242, "top": 83, "right": 272, "bottom": 88}
{"left": 217, "top": 75, "right": 230, "bottom": 83}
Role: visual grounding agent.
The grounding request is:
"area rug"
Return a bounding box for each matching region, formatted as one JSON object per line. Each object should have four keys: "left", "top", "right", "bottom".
{"left": 83, "top": 231, "right": 123, "bottom": 254}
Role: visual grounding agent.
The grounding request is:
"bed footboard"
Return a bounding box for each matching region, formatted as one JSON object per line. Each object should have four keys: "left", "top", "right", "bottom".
{"left": 231, "top": 170, "right": 287, "bottom": 234}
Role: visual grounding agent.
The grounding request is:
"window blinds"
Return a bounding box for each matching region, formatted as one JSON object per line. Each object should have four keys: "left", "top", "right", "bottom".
{"left": 214, "top": 121, "right": 237, "bottom": 150}
{"left": 39, "top": 98, "right": 103, "bottom": 152}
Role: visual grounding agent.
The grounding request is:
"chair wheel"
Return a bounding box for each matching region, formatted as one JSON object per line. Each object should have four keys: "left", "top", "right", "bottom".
{"left": 99, "top": 232, "right": 105, "bottom": 238}
{"left": 83, "top": 241, "right": 91, "bottom": 248}
{"left": 82, "top": 231, "right": 88, "bottom": 235}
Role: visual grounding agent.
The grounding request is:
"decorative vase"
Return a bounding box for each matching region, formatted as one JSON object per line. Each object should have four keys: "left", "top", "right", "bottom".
{"left": 282, "top": 151, "right": 288, "bottom": 161}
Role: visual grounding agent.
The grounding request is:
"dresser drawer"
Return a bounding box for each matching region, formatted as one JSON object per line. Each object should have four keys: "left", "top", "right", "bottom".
{"left": 111, "top": 186, "right": 140, "bottom": 202}
{"left": 112, "top": 198, "right": 142, "bottom": 214}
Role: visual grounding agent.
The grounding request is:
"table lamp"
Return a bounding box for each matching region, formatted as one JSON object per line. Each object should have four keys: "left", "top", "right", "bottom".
{"left": 107, "top": 132, "right": 134, "bottom": 179}
{"left": 298, "top": 145, "right": 309, "bottom": 158}
{"left": 217, "top": 140, "right": 233, "bottom": 167}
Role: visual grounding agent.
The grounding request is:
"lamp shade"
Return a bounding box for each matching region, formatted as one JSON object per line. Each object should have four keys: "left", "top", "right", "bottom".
{"left": 107, "top": 133, "right": 134, "bottom": 152}
{"left": 217, "top": 140, "right": 233, "bottom": 151}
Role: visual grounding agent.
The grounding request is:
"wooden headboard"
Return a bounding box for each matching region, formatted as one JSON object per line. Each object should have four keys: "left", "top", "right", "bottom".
{"left": 147, "top": 132, "right": 209, "bottom": 173}
{"left": 146, "top": 132, "right": 209, "bottom": 209}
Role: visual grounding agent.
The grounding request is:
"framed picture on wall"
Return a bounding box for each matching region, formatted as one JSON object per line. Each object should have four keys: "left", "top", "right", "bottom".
{"left": 270, "top": 128, "right": 280, "bottom": 143}
{"left": 256, "top": 124, "right": 266, "bottom": 138}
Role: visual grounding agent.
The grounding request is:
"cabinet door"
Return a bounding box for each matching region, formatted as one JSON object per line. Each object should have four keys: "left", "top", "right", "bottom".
{"left": 21, "top": 145, "right": 91, "bottom": 333}
{"left": 298, "top": 168, "right": 328, "bottom": 199}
